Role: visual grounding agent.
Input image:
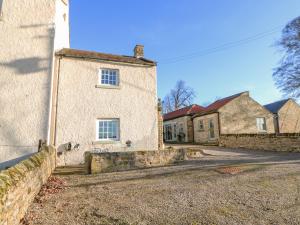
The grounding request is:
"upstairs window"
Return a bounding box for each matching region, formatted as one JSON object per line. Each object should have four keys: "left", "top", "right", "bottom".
{"left": 256, "top": 118, "right": 267, "bottom": 132}
{"left": 100, "top": 69, "right": 119, "bottom": 86}
{"left": 96, "top": 119, "right": 120, "bottom": 141}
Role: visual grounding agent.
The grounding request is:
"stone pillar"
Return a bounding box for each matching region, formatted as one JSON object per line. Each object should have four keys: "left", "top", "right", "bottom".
{"left": 157, "top": 99, "right": 164, "bottom": 150}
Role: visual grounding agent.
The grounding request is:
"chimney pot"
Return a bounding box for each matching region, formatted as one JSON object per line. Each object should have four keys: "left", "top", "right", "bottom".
{"left": 134, "top": 45, "right": 144, "bottom": 58}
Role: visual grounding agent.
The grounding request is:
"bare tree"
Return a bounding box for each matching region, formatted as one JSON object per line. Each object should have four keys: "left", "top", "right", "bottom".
{"left": 273, "top": 16, "right": 300, "bottom": 98}
{"left": 162, "top": 80, "right": 196, "bottom": 113}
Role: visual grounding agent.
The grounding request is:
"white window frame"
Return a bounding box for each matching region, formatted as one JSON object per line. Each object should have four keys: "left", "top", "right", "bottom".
{"left": 256, "top": 117, "right": 267, "bottom": 132}
{"left": 96, "top": 119, "right": 120, "bottom": 142}
{"left": 99, "top": 68, "right": 119, "bottom": 86}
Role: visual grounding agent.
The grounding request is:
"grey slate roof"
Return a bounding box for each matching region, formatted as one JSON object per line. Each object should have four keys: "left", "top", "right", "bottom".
{"left": 264, "top": 99, "right": 290, "bottom": 113}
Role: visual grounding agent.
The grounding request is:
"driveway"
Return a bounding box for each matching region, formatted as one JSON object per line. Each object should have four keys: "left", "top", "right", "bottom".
{"left": 24, "top": 147, "right": 300, "bottom": 225}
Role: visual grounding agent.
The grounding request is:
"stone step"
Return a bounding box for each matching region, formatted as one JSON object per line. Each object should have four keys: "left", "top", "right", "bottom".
{"left": 53, "top": 165, "right": 87, "bottom": 175}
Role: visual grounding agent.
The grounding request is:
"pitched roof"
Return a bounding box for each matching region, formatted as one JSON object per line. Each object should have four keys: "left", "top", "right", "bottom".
{"left": 204, "top": 92, "right": 247, "bottom": 112}
{"left": 163, "top": 105, "right": 205, "bottom": 121}
{"left": 264, "top": 99, "right": 290, "bottom": 113}
{"left": 56, "top": 48, "right": 156, "bottom": 66}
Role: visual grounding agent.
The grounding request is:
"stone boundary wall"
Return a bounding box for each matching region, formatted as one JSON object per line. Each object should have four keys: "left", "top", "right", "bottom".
{"left": 85, "top": 148, "right": 203, "bottom": 174}
{"left": 0, "top": 145, "right": 56, "bottom": 225}
{"left": 219, "top": 133, "right": 300, "bottom": 152}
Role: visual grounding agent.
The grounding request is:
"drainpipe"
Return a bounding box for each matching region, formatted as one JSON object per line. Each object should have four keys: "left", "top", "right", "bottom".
{"left": 53, "top": 56, "right": 62, "bottom": 146}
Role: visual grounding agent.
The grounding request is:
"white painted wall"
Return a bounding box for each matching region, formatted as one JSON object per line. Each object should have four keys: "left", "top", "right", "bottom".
{"left": 55, "top": 57, "right": 158, "bottom": 165}
{"left": 0, "top": 0, "right": 69, "bottom": 169}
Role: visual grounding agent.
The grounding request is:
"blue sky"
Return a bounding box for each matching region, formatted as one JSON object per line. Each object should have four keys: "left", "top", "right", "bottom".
{"left": 70, "top": 0, "right": 300, "bottom": 106}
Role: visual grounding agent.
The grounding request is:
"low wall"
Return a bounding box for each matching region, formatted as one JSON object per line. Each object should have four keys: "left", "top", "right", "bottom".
{"left": 85, "top": 148, "right": 203, "bottom": 174}
{"left": 219, "top": 133, "right": 300, "bottom": 152}
{"left": 0, "top": 145, "right": 56, "bottom": 225}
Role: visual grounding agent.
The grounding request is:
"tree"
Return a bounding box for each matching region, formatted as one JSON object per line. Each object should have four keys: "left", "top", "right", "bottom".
{"left": 273, "top": 16, "right": 300, "bottom": 98}
{"left": 162, "top": 80, "right": 196, "bottom": 113}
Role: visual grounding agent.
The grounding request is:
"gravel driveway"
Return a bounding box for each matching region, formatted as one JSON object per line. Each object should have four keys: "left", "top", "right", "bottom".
{"left": 25, "top": 147, "right": 300, "bottom": 225}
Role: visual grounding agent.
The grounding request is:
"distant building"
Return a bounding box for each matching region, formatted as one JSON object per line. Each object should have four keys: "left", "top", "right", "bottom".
{"left": 193, "top": 92, "right": 275, "bottom": 144}
{"left": 163, "top": 105, "right": 205, "bottom": 143}
{"left": 264, "top": 99, "right": 300, "bottom": 134}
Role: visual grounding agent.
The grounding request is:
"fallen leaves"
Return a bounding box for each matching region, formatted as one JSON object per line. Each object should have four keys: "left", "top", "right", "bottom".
{"left": 34, "top": 176, "right": 67, "bottom": 204}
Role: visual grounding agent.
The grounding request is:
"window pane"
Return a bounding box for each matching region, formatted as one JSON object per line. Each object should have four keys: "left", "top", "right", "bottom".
{"left": 100, "top": 69, "right": 118, "bottom": 86}
{"left": 97, "top": 119, "right": 119, "bottom": 140}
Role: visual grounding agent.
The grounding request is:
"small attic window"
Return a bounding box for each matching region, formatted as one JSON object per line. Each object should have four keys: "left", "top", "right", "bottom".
{"left": 63, "top": 13, "right": 67, "bottom": 21}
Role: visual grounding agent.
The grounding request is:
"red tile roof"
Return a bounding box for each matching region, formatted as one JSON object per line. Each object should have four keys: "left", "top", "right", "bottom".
{"left": 204, "top": 92, "right": 246, "bottom": 112}
{"left": 163, "top": 105, "right": 205, "bottom": 121}
{"left": 56, "top": 48, "right": 156, "bottom": 66}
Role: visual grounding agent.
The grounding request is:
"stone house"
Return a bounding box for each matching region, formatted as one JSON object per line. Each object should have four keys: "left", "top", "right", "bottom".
{"left": 264, "top": 99, "right": 300, "bottom": 133}
{"left": 193, "top": 92, "right": 275, "bottom": 144}
{"left": 163, "top": 105, "right": 205, "bottom": 143}
{"left": 0, "top": 0, "right": 160, "bottom": 167}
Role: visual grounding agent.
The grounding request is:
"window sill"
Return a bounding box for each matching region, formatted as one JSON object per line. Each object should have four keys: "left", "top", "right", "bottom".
{"left": 95, "top": 85, "right": 121, "bottom": 89}
{"left": 92, "top": 140, "right": 121, "bottom": 145}
{"left": 258, "top": 130, "right": 267, "bottom": 133}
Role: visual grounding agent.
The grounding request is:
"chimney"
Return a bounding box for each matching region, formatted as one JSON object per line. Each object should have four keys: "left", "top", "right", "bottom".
{"left": 134, "top": 45, "right": 144, "bottom": 58}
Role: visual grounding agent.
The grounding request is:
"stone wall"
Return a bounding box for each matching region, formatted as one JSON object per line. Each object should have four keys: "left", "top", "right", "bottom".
{"left": 157, "top": 100, "right": 164, "bottom": 150}
{"left": 219, "top": 93, "right": 275, "bottom": 134}
{"left": 85, "top": 148, "right": 203, "bottom": 174}
{"left": 193, "top": 113, "right": 220, "bottom": 143}
{"left": 219, "top": 134, "right": 300, "bottom": 152}
{"left": 277, "top": 99, "right": 300, "bottom": 133}
{"left": 0, "top": 145, "right": 56, "bottom": 225}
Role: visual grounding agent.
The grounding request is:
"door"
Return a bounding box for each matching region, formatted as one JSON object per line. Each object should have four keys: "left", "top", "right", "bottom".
{"left": 208, "top": 119, "right": 215, "bottom": 139}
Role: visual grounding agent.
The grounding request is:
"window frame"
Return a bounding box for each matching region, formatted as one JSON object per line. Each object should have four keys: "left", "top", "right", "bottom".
{"left": 198, "top": 120, "right": 204, "bottom": 131}
{"left": 99, "top": 68, "right": 119, "bottom": 87}
{"left": 96, "top": 119, "right": 120, "bottom": 142}
{"left": 256, "top": 117, "right": 267, "bottom": 132}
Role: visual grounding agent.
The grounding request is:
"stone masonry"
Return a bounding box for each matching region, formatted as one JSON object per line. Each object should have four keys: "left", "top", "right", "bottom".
{"left": 220, "top": 134, "right": 300, "bottom": 152}
{"left": 0, "top": 145, "right": 56, "bottom": 225}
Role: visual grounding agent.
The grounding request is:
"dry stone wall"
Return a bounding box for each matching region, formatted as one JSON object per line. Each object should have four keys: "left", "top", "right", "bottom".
{"left": 220, "top": 134, "right": 300, "bottom": 152}
{"left": 0, "top": 145, "right": 56, "bottom": 225}
{"left": 85, "top": 148, "right": 203, "bottom": 174}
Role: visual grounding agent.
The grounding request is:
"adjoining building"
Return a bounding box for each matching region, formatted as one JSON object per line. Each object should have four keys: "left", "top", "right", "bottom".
{"left": 52, "top": 47, "right": 159, "bottom": 165}
{"left": 163, "top": 105, "right": 205, "bottom": 143}
{"left": 0, "top": 0, "right": 70, "bottom": 168}
{"left": 193, "top": 92, "right": 275, "bottom": 144}
{"left": 264, "top": 99, "right": 300, "bottom": 134}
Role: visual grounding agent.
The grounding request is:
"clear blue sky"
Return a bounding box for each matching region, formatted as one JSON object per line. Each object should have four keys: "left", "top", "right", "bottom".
{"left": 70, "top": 0, "right": 300, "bottom": 106}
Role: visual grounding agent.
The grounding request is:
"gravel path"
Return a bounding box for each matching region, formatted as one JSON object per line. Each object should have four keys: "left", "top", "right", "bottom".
{"left": 26, "top": 149, "right": 300, "bottom": 225}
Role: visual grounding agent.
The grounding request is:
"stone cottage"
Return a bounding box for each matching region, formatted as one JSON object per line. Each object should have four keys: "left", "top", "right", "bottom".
{"left": 163, "top": 105, "right": 205, "bottom": 143}
{"left": 52, "top": 47, "right": 159, "bottom": 165}
{"left": 264, "top": 99, "right": 300, "bottom": 133}
{"left": 193, "top": 92, "right": 275, "bottom": 144}
{"left": 0, "top": 0, "right": 160, "bottom": 167}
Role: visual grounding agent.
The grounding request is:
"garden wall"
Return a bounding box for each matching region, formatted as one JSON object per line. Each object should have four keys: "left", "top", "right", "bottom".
{"left": 85, "top": 148, "right": 203, "bottom": 174}
{"left": 219, "top": 133, "right": 300, "bottom": 152}
{"left": 0, "top": 145, "right": 56, "bottom": 225}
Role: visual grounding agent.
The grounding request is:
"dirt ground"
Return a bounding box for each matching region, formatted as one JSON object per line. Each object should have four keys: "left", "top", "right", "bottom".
{"left": 25, "top": 148, "right": 300, "bottom": 225}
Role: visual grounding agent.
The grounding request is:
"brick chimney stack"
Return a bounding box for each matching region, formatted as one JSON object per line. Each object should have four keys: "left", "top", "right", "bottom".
{"left": 134, "top": 45, "right": 144, "bottom": 58}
